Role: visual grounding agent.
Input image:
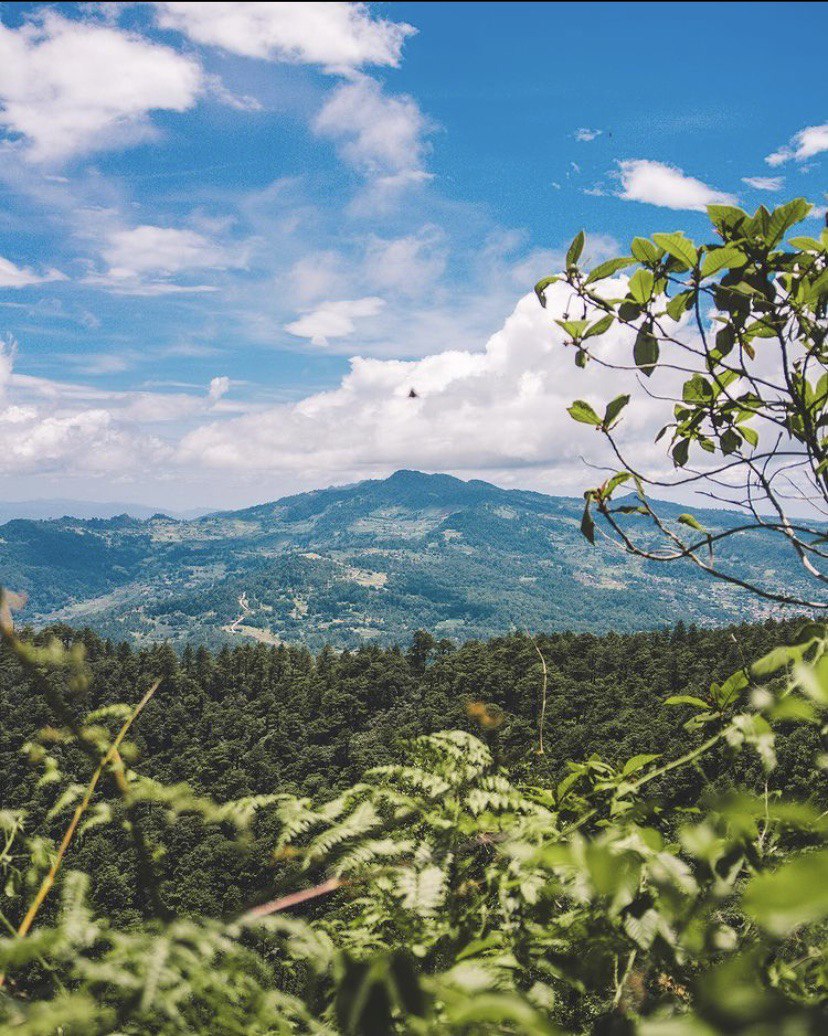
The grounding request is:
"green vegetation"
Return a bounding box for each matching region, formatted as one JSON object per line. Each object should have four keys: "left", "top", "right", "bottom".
{"left": 1, "top": 199, "right": 827, "bottom": 1032}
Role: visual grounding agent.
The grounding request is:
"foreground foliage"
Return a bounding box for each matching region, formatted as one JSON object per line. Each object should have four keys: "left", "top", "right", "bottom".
{"left": 1, "top": 594, "right": 826, "bottom": 1033}
{"left": 536, "top": 198, "right": 828, "bottom": 609}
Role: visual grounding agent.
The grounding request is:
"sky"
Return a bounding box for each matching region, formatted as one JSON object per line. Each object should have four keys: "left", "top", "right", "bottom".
{"left": 0, "top": 1, "right": 826, "bottom": 510}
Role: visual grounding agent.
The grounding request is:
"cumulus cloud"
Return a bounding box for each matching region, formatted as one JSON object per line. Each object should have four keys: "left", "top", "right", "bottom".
{"left": 766, "top": 124, "right": 828, "bottom": 167}
{"left": 154, "top": 1, "right": 415, "bottom": 72}
{"left": 617, "top": 159, "right": 737, "bottom": 211}
{"left": 0, "top": 279, "right": 693, "bottom": 495}
{"left": 574, "top": 128, "right": 602, "bottom": 142}
{"left": 0, "top": 255, "right": 66, "bottom": 288}
{"left": 285, "top": 296, "right": 385, "bottom": 346}
{"left": 177, "top": 281, "right": 673, "bottom": 492}
{"left": 0, "top": 12, "right": 202, "bottom": 162}
{"left": 742, "top": 175, "right": 784, "bottom": 192}
{"left": 313, "top": 76, "right": 432, "bottom": 179}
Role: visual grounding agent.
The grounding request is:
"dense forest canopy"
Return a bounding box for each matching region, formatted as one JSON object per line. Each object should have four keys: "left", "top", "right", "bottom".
{"left": 1, "top": 617, "right": 821, "bottom": 922}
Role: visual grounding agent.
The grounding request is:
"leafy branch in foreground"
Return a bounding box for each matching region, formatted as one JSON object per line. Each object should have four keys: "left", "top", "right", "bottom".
{"left": 536, "top": 200, "right": 828, "bottom": 609}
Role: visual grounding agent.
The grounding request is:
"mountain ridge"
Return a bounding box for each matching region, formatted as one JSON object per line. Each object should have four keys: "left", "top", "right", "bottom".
{"left": 0, "top": 470, "right": 814, "bottom": 648}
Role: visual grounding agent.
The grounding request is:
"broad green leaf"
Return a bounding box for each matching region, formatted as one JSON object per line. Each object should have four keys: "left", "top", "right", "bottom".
{"left": 743, "top": 848, "right": 828, "bottom": 936}
{"left": 628, "top": 268, "right": 655, "bottom": 305}
{"left": 665, "top": 290, "right": 693, "bottom": 321}
{"left": 672, "top": 438, "right": 690, "bottom": 467}
{"left": 583, "top": 314, "right": 614, "bottom": 339}
{"left": 707, "top": 204, "right": 749, "bottom": 237}
{"left": 633, "top": 327, "right": 659, "bottom": 374}
{"left": 603, "top": 394, "right": 630, "bottom": 427}
{"left": 701, "top": 245, "right": 746, "bottom": 277}
{"left": 652, "top": 232, "right": 698, "bottom": 270}
{"left": 567, "top": 400, "right": 602, "bottom": 426}
{"left": 630, "top": 237, "right": 661, "bottom": 264}
{"left": 622, "top": 753, "right": 661, "bottom": 776}
{"left": 585, "top": 256, "right": 634, "bottom": 283}
{"left": 766, "top": 198, "right": 811, "bottom": 246}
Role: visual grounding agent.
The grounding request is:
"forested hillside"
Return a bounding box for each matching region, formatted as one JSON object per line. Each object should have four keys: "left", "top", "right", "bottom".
{"left": 1, "top": 618, "right": 821, "bottom": 924}
{"left": 0, "top": 471, "right": 812, "bottom": 649}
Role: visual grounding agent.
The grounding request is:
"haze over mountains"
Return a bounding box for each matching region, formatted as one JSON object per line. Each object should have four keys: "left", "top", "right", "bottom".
{"left": 0, "top": 500, "right": 209, "bottom": 523}
{"left": 0, "top": 470, "right": 811, "bottom": 649}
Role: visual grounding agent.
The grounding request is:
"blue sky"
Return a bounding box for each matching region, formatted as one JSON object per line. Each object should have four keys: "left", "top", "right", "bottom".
{"left": 0, "top": 1, "right": 825, "bottom": 509}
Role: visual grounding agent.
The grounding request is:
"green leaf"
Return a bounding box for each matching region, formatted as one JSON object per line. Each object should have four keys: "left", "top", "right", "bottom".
{"left": 665, "top": 290, "right": 693, "bottom": 321}
{"left": 720, "top": 428, "right": 741, "bottom": 455}
{"left": 534, "top": 276, "right": 558, "bottom": 307}
{"left": 743, "top": 849, "right": 828, "bottom": 936}
{"left": 633, "top": 327, "right": 659, "bottom": 375}
{"left": 585, "top": 256, "right": 634, "bottom": 283}
{"left": 707, "top": 204, "right": 749, "bottom": 237}
{"left": 664, "top": 695, "right": 710, "bottom": 710}
{"left": 701, "top": 245, "right": 746, "bottom": 278}
{"left": 580, "top": 498, "right": 595, "bottom": 544}
{"left": 630, "top": 237, "right": 661, "bottom": 264}
{"left": 652, "top": 232, "right": 698, "bottom": 270}
{"left": 766, "top": 198, "right": 812, "bottom": 246}
{"left": 751, "top": 644, "right": 806, "bottom": 677}
{"left": 603, "top": 394, "right": 630, "bottom": 427}
{"left": 682, "top": 374, "right": 713, "bottom": 404}
{"left": 628, "top": 268, "right": 655, "bottom": 305}
{"left": 567, "top": 400, "right": 602, "bottom": 426}
{"left": 788, "top": 235, "right": 823, "bottom": 253}
{"left": 739, "top": 425, "right": 759, "bottom": 448}
{"left": 622, "top": 753, "right": 661, "bottom": 776}
{"left": 677, "top": 513, "right": 706, "bottom": 533}
{"left": 672, "top": 438, "right": 690, "bottom": 467}
{"left": 566, "top": 230, "right": 585, "bottom": 268}
{"left": 583, "top": 314, "right": 615, "bottom": 339}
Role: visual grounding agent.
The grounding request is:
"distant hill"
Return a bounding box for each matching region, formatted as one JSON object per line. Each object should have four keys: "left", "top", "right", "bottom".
{"left": 0, "top": 499, "right": 208, "bottom": 523}
{"left": 0, "top": 470, "right": 817, "bottom": 648}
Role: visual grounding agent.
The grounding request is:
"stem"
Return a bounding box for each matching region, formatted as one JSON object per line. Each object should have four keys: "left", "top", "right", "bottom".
{"left": 533, "top": 639, "right": 549, "bottom": 755}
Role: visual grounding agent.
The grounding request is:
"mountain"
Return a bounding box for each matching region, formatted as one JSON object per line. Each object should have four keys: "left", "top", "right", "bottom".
{"left": 0, "top": 470, "right": 815, "bottom": 649}
{"left": 0, "top": 499, "right": 209, "bottom": 522}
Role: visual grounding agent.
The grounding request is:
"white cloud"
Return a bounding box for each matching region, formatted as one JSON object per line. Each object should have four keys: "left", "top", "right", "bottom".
{"left": 86, "top": 224, "right": 247, "bottom": 294}
{"left": 0, "top": 341, "right": 249, "bottom": 476}
{"left": 102, "top": 225, "right": 238, "bottom": 279}
{"left": 0, "top": 255, "right": 66, "bottom": 288}
{"left": 617, "top": 159, "right": 737, "bottom": 211}
{"left": 0, "top": 338, "right": 13, "bottom": 396}
{"left": 178, "top": 281, "right": 673, "bottom": 491}
{"left": 285, "top": 296, "right": 385, "bottom": 346}
{"left": 742, "top": 175, "right": 784, "bottom": 192}
{"left": 313, "top": 76, "right": 432, "bottom": 178}
{"left": 574, "top": 128, "right": 602, "bottom": 142}
{"left": 0, "top": 12, "right": 203, "bottom": 162}
{"left": 363, "top": 230, "right": 446, "bottom": 295}
{"left": 0, "top": 278, "right": 695, "bottom": 496}
{"left": 154, "top": 1, "right": 415, "bottom": 72}
{"left": 208, "top": 376, "right": 230, "bottom": 402}
{"left": 766, "top": 124, "right": 828, "bottom": 167}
